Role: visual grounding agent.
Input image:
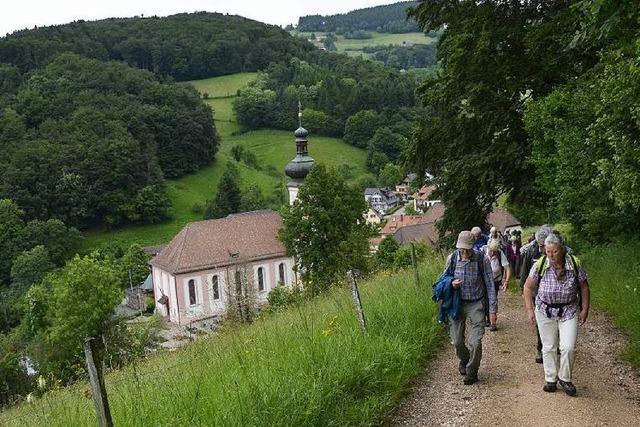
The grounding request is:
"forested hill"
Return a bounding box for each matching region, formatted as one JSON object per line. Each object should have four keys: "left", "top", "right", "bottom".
{"left": 0, "top": 12, "right": 313, "bottom": 80}
{"left": 297, "top": 1, "right": 420, "bottom": 33}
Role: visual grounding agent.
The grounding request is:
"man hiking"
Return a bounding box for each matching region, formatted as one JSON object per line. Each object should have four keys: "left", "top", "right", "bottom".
{"left": 444, "top": 231, "right": 496, "bottom": 385}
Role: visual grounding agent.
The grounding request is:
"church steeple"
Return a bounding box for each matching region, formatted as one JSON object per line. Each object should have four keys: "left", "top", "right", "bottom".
{"left": 285, "top": 102, "right": 315, "bottom": 205}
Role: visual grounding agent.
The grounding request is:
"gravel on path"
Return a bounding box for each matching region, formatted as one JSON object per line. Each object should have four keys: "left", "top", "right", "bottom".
{"left": 391, "top": 289, "right": 640, "bottom": 426}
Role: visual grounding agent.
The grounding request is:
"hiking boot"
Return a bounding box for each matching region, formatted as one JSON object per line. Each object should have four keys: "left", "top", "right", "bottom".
{"left": 543, "top": 382, "right": 557, "bottom": 392}
{"left": 463, "top": 374, "right": 478, "bottom": 385}
{"left": 559, "top": 380, "right": 577, "bottom": 397}
{"left": 535, "top": 350, "right": 543, "bottom": 364}
{"left": 485, "top": 319, "right": 491, "bottom": 327}
{"left": 489, "top": 324, "right": 497, "bottom": 332}
{"left": 458, "top": 361, "right": 467, "bottom": 376}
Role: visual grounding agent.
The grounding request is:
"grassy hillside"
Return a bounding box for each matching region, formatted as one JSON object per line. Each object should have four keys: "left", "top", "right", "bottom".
{"left": 83, "top": 73, "right": 367, "bottom": 249}
{"left": 0, "top": 262, "right": 443, "bottom": 426}
{"left": 294, "top": 31, "right": 436, "bottom": 58}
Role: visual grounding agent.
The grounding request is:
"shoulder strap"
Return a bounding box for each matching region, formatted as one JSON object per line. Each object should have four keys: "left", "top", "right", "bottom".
{"left": 447, "top": 250, "right": 458, "bottom": 276}
{"left": 569, "top": 254, "right": 580, "bottom": 285}
{"left": 535, "top": 255, "right": 547, "bottom": 286}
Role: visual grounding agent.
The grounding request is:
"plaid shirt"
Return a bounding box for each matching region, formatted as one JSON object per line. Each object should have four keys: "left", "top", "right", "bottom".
{"left": 445, "top": 249, "right": 497, "bottom": 313}
{"left": 530, "top": 255, "right": 587, "bottom": 321}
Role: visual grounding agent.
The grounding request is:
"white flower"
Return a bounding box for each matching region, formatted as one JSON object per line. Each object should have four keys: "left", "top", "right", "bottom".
{"left": 26, "top": 393, "right": 34, "bottom": 403}
{"left": 37, "top": 375, "right": 46, "bottom": 390}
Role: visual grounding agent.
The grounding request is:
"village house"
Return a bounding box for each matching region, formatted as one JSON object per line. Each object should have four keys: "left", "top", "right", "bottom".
{"left": 380, "top": 214, "right": 424, "bottom": 236}
{"left": 364, "top": 187, "right": 398, "bottom": 215}
{"left": 412, "top": 185, "right": 440, "bottom": 212}
{"left": 394, "top": 173, "right": 417, "bottom": 202}
{"left": 150, "top": 210, "right": 296, "bottom": 326}
{"left": 364, "top": 206, "right": 384, "bottom": 226}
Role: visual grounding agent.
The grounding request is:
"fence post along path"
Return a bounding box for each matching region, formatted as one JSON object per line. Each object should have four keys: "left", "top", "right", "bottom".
{"left": 347, "top": 270, "right": 368, "bottom": 335}
{"left": 84, "top": 336, "right": 113, "bottom": 427}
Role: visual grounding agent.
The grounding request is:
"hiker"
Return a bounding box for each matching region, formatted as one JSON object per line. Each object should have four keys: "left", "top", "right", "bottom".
{"left": 484, "top": 239, "right": 510, "bottom": 331}
{"left": 519, "top": 225, "right": 552, "bottom": 362}
{"left": 506, "top": 235, "right": 521, "bottom": 278}
{"left": 471, "top": 226, "right": 488, "bottom": 251}
{"left": 523, "top": 232, "right": 590, "bottom": 396}
{"left": 444, "top": 231, "right": 496, "bottom": 385}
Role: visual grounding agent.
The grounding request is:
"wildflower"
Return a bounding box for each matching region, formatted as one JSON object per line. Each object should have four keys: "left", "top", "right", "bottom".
{"left": 26, "top": 393, "right": 34, "bottom": 403}
{"left": 321, "top": 328, "right": 331, "bottom": 337}
{"left": 37, "top": 375, "right": 46, "bottom": 390}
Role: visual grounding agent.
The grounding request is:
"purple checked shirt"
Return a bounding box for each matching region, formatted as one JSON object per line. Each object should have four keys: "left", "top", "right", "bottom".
{"left": 530, "top": 255, "right": 587, "bottom": 321}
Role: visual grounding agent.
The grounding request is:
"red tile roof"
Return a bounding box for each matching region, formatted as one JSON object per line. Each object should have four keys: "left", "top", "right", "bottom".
{"left": 150, "top": 210, "right": 287, "bottom": 275}
{"left": 380, "top": 215, "right": 424, "bottom": 235}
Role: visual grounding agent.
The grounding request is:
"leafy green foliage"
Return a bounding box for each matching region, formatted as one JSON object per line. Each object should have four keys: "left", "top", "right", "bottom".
{"left": 240, "top": 182, "right": 267, "bottom": 212}
{"left": 279, "top": 164, "right": 370, "bottom": 294}
{"left": 406, "top": 0, "right": 600, "bottom": 237}
{"left": 344, "top": 110, "right": 380, "bottom": 148}
{"left": 298, "top": 2, "right": 421, "bottom": 34}
{"left": 205, "top": 165, "right": 241, "bottom": 219}
{"left": 117, "top": 244, "right": 151, "bottom": 289}
{"left": 0, "top": 53, "right": 218, "bottom": 228}
{"left": 393, "top": 242, "right": 428, "bottom": 269}
{"left": 366, "top": 127, "right": 408, "bottom": 175}
{"left": 10, "top": 246, "right": 53, "bottom": 291}
{"left": 0, "top": 199, "right": 24, "bottom": 285}
{"left": 376, "top": 237, "right": 400, "bottom": 269}
{"left": 0, "top": 12, "right": 313, "bottom": 81}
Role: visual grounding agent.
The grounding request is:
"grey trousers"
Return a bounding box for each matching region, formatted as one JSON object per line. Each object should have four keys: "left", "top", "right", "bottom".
{"left": 449, "top": 299, "right": 486, "bottom": 376}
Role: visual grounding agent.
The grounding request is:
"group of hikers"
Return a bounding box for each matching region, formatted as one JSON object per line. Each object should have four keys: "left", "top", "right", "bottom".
{"left": 433, "top": 225, "right": 590, "bottom": 397}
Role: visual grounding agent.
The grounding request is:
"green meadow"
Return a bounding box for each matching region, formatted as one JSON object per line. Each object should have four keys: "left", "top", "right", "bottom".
{"left": 293, "top": 31, "right": 437, "bottom": 58}
{"left": 83, "top": 73, "right": 366, "bottom": 249}
{"left": 0, "top": 261, "right": 443, "bottom": 427}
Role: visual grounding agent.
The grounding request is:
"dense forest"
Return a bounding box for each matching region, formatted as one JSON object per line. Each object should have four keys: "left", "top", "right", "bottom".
{"left": 297, "top": 1, "right": 423, "bottom": 34}
{"left": 363, "top": 43, "right": 437, "bottom": 69}
{"left": 0, "top": 12, "right": 313, "bottom": 81}
{"left": 407, "top": 0, "right": 640, "bottom": 242}
{"left": 0, "top": 54, "right": 218, "bottom": 229}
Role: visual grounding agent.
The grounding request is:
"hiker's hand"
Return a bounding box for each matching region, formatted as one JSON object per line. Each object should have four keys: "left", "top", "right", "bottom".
{"left": 579, "top": 309, "right": 588, "bottom": 325}
{"left": 527, "top": 309, "right": 536, "bottom": 327}
{"left": 500, "top": 280, "right": 508, "bottom": 292}
{"left": 489, "top": 313, "right": 497, "bottom": 325}
{"left": 451, "top": 279, "right": 462, "bottom": 289}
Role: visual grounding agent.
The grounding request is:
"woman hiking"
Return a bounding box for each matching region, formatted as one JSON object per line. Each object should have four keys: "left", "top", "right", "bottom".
{"left": 523, "top": 232, "right": 590, "bottom": 396}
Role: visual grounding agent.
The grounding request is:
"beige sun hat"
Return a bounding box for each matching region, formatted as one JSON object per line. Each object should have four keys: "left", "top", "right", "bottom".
{"left": 456, "top": 231, "right": 475, "bottom": 249}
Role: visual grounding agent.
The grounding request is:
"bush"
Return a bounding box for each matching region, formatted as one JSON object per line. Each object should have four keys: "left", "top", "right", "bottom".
{"left": 267, "top": 285, "right": 306, "bottom": 311}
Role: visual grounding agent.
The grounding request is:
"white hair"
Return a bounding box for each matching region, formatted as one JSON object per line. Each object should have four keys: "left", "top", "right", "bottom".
{"left": 535, "top": 225, "right": 552, "bottom": 245}
{"left": 544, "top": 232, "right": 565, "bottom": 248}
{"left": 471, "top": 226, "right": 482, "bottom": 236}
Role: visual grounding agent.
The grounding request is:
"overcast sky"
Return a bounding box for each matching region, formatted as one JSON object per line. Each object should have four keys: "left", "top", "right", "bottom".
{"left": 1, "top": 0, "right": 405, "bottom": 37}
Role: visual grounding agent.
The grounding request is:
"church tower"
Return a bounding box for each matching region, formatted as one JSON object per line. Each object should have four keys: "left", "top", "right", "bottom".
{"left": 284, "top": 103, "right": 315, "bottom": 205}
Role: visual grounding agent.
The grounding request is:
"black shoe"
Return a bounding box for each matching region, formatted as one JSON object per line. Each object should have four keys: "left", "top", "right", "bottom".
{"left": 463, "top": 374, "right": 478, "bottom": 385}
{"left": 543, "top": 382, "right": 557, "bottom": 392}
{"left": 489, "top": 324, "right": 497, "bottom": 332}
{"left": 535, "top": 350, "right": 543, "bottom": 364}
{"left": 559, "top": 380, "right": 577, "bottom": 396}
{"left": 458, "top": 361, "right": 467, "bottom": 376}
{"left": 485, "top": 320, "right": 491, "bottom": 327}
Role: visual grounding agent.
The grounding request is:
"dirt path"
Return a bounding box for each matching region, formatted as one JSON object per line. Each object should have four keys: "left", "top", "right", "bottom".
{"left": 392, "top": 290, "right": 640, "bottom": 426}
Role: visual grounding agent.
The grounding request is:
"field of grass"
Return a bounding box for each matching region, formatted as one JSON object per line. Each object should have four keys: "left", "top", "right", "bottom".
{"left": 183, "top": 73, "right": 258, "bottom": 98}
{"left": 293, "top": 31, "right": 436, "bottom": 58}
{"left": 581, "top": 240, "right": 640, "bottom": 367}
{"left": 83, "top": 74, "right": 367, "bottom": 250}
{"left": 0, "top": 261, "right": 444, "bottom": 426}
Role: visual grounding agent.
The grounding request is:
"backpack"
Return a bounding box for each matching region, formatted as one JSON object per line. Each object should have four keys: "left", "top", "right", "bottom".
{"left": 534, "top": 254, "right": 582, "bottom": 315}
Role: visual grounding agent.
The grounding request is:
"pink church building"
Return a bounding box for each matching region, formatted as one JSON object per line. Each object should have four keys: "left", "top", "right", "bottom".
{"left": 150, "top": 210, "right": 296, "bottom": 325}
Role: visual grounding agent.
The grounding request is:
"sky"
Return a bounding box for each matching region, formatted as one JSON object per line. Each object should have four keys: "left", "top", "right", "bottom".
{"left": 1, "top": 0, "right": 403, "bottom": 37}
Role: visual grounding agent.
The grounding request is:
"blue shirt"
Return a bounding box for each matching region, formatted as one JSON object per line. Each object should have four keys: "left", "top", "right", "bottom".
{"left": 445, "top": 249, "right": 497, "bottom": 313}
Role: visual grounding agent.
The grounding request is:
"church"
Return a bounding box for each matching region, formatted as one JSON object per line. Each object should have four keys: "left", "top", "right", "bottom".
{"left": 150, "top": 112, "right": 314, "bottom": 325}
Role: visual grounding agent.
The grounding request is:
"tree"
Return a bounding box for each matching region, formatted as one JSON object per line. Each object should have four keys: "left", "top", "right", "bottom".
{"left": 38, "top": 254, "right": 123, "bottom": 379}
{"left": 118, "top": 244, "right": 151, "bottom": 289}
{"left": 279, "top": 164, "right": 370, "bottom": 294}
{"left": 378, "top": 163, "right": 405, "bottom": 189}
{"left": 205, "top": 165, "right": 241, "bottom": 219}
{"left": 0, "top": 199, "right": 24, "bottom": 286}
{"left": 343, "top": 110, "right": 380, "bottom": 148}
{"left": 376, "top": 237, "right": 400, "bottom": 269}
{"left": 10, "top": 245, "right": 54, "bottom": 290}
{"left": 233, "top": 87, "right": 278, "bottom": 130}
{"left": 240, "top": 182, "right": 267, "bottom": 212}
{"left": 19, "top": 219, "right": 82, "bottom": 267}
{"left": 406, "top": 0, "right": 599, "bottom": 237}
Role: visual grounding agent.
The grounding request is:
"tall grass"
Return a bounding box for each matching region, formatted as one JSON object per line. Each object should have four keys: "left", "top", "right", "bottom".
{"left": 0, "top": 261, "right": 444, "bottom": 426}
{"left": 581, "top": 240, "right": 640, "bottom": 367}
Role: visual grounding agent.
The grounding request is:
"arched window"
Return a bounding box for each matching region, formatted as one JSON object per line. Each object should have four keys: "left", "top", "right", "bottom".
{"left": 278, "top": 263, "right": 286, "bottom": 285}
{"left": 188, "top": 279, "right": 197, "bottom": 305}
{"left": 211, "top": 275, "right": 220, "bottom": 300}
{"left": 257, "top": 267, "right": 265, "bottom": 291}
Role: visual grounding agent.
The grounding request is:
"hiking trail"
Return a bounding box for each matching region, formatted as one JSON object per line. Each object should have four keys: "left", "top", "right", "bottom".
{"left": 391, "top": 290, "right": 640, "bottom": 426}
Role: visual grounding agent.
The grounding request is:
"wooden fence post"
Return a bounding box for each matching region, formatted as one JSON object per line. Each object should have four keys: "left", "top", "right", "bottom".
{"left": 347, "top": 270, "right": 367, "bottom": 336}
{"left": 84, "top": 337, "right": 113, "bottom": 427}
{"left": 410, "top": 242, "right": 420, "bottom": 289}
